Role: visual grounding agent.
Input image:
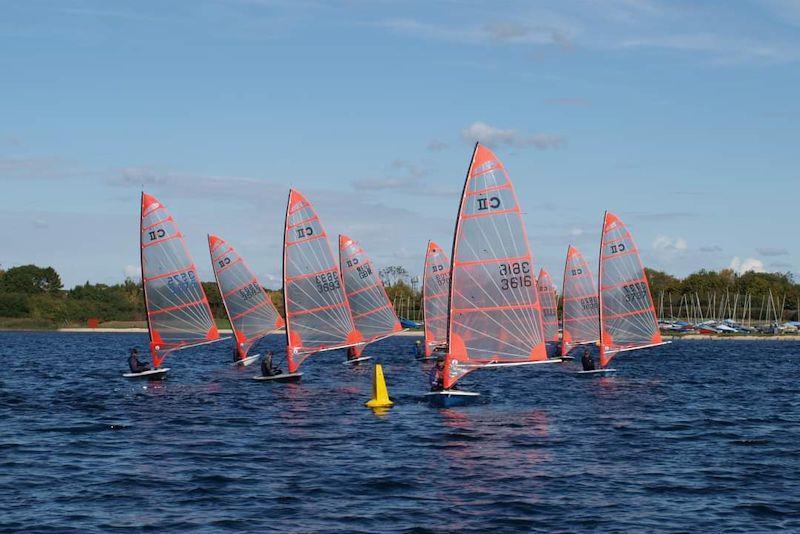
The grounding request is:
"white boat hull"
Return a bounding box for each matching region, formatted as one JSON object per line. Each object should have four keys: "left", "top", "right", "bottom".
{"left": 342, "top": 356, "right": 372, "bottom": 365}
{"left": 252, "top": 372, "right": 303, "bottom": 382}
{"left": 233, "top": 354, "right": 261, "bottom": 367}
{"left": 123, "top": 368, "right": 170, "bottom": 379}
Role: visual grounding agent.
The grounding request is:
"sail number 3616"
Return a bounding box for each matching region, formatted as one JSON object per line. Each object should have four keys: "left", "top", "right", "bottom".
{"left": 499, "top": 261, "right": 531, "bottom": 291}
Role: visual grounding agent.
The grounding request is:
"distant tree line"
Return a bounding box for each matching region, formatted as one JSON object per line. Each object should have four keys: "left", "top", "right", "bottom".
{"left": 645, "top": 268, "right": 800, "bottom": 322}
{"left": 1, "top": 263, "right": 797, "bottom": 328}
{"left": 0, "top": 264, "right": 283, "bottom": 328}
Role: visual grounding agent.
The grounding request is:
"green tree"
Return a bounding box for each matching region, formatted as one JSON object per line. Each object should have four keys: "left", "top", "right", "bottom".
{"left": 0, "top": 265, "right": 63, "bottom": 294}
{"left": 379, "top": 266, "right": 410, "bottom": 287}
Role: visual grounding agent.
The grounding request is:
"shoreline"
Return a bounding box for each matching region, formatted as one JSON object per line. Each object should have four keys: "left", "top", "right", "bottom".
{"left": 668, "top": 334, "right": 800, "bottom": 341}
{"left": 2, "top": 328, "right": 797, "bottom": 341}
{"left": 51, "top": 327, "right": 426, "bottom": 337}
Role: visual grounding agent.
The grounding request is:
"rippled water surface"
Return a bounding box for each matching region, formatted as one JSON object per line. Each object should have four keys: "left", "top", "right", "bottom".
{"left": 2, "top": 332, "right": 799, "bottom": 532}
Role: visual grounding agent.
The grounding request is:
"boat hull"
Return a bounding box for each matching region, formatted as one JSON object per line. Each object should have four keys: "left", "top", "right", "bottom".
{"left": 576, "top": 368, "right": 617, "bottom": 377}
{"left": 252, "top": 372, "right": 303, "bottom": 383}
{"left": 123, "top": 368, "right": 170, "bottom": 380}
{"left": 233, "top": 354, "right": 261, "bottom": 367}
{"left": 342, "top": 356, "right": 372, "bottom": 365}
{"left": 425, "top": 390, "right": 480, "bottom": 408}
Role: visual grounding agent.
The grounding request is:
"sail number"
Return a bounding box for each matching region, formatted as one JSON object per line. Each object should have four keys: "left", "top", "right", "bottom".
{"left": 622, "top": 282, "right": 647, "bottom": 302}
{"left": 314, "top": 272, "right": 340, "bottom": 293}
{"left": 166, "top": 271, "right": 196, "bottom": 294}
{"left": 345, "top": 258, "right": 372, "bottom": 279}
{"left": 431, "top": 264, "right": 448, "bottom": 287}
{"left": 570, "top": 268, "right": 583, "bottom": 276}
{"left": 147, "top": 228, "right": 166, "bottom": 241}
{"left": 239, "top": 282, "right": 261, "bottom": 300}
{"left": 580, "top": 296, "right": 599, "bottom": 310}
{"left": 356, "top": 264, "right": 372, "bottom": 280}
{"left": 476, "top": 196, "right": 501, "bottom": 211}
{"left": 217, "top": 257, "right": 231, "bottom": 269}
{"left": 499, "top": 261, "right": 531, "bottom": 291}
{"left": 609, "top": 243, "right": 627, "bottom": 254}
{"left": 296, "top": 226, "right": 314, "bottom": 239}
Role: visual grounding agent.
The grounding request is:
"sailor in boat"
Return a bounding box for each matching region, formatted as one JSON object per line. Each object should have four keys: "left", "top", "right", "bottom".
{"left": 128, "top": 348, "right": 151, "bottom": 374}
{"left": 346, "top": 346, "right": 361, "bottom": 362}
{"left": 261, "top": 350, "right": 282, "bottom": 377}
{"left": 413, "top": 340, "right": 422, "bottom": 358}
{"left": 581, "top": 347, "right": 596, "bottom": 372}
{"left": 429, "top": 358, "right": 445, "bottom": 391}
{"left": 232, "top": 346, "right": 241, "bottom": 363}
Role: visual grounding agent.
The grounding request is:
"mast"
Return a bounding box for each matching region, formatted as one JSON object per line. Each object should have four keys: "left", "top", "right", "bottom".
{"left": 445, "top": 142, "right": 479, "bottom": 351}
{"left": 139, "top": 191, "right": 155, "bottom": 361}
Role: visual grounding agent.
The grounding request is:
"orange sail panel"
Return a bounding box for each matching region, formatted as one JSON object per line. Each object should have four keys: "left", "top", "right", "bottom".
{"left": 283, "top": 189, "right": 359, "bottom": 373}
{"left": 339, "top": 235, "right": 401, "bottom": 346}
{"left": 140, "top": 192, "right": 219, "bottom": 368}
{"left": 444, "top": 143, "right": 547, "bottom": 389}
{"left": 560, "top": 245, "right": 599, "bottom": 357}
{"left": 598, "top": 211, "right": 662, "bottom": 367}
{"left": 537, "top": 268, "right": 559, "bottom": 342}
{"left": 208, "top": 234, "right": 284, "bottom": 361}
{"left": 422, "top": 240, "right": 450, "bottom": 357}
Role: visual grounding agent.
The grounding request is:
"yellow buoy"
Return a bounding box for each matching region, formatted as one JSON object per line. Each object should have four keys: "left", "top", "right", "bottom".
{"left": 365, "top": 363, "right": 394, "bottom": 408}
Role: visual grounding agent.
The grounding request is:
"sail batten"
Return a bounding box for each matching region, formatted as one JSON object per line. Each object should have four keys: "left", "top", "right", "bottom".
{"left": 444, "top": 144, "right": 547, "bottom": 389}
{"left": 560, "top": 245, "right": 600, "bottom": 356}
{"left": 283, "top": 189, "right": 359, "bottom": 372}
{"left": 140, "top": 192, "right": 219, "bottom": 368}
{"left": 598, "top": 211, "right": 662, "bottom": 367}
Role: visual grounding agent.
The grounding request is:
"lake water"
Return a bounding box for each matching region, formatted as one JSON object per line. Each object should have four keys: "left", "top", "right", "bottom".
{"left": 1, "top": 332, "right": 799, "bottom": 532}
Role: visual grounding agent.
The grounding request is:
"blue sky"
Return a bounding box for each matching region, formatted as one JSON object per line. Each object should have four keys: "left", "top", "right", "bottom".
{"left": 1, "top": 0, "right": 799, "bottom": 289}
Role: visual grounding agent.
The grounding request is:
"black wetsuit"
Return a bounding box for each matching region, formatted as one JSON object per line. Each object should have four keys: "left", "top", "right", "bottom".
{"left": 128, "top": 353, "right": 150, "bottom": 373}
{"left": 581, "top": 351, "right": 595, "bottom": 371}
{"left": 261, "top": 356, "right": 281, "bottom": 377}
{"left": 429, "top": 364, "right": 444, "bottom": 391}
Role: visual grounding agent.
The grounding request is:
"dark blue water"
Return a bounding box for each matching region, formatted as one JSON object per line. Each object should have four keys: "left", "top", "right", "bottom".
{"left": 1, "top": 332, "right": 799, "bottom": 532}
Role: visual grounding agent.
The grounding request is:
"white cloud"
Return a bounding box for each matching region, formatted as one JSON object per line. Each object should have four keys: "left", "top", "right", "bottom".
{"left": 350, "top": 160, "right": 457, "bottom": 197}
{"left": 426, "top": 139, "right": 449, "bottom": 151}
{"left": 652, "top": 235, "right": 687, "bottom": 252}
{"left": 569, "top": 227, "right": 584, "bottom": 236}
{"left": 378, "top": 17, "right": 575, "bottom": 48}
{"left": 756, "top": 247, "right": 788, "bottom": 256}
{"left": 461, "top": 122, "right": 565, "bottom": 150}
{"left": 730, "top": 257, "right": 765, "bottom": 274}
{"left": 110, "top": 166, "right": 285, "bottom": 203}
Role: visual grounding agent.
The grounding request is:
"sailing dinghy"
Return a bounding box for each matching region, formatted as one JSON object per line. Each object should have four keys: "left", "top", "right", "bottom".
{"left": 537, "top": 268, "right": 560, "bottom": 351}
{"left": 560, "top": 245, "right": 599, "bottom": 361}
{"left": 282, "top": 189, "right": 362, "bottom": 379}
{"left": 420, "top": 240, "right": 449, "bottom": 360}
{"left": 339, "top": 235, "right": 402, "bottom": 364}
{"left": 428, "top": 143, "right": 556, "bottom": 406}
{"left": 208, "top": 234, "right": 284, "bottom": 368}
{"left": 588, "top": 211, "right": 669, "bottom": 375}
{"left": 124, "top": 192, "right": 223, "bottom": 379}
